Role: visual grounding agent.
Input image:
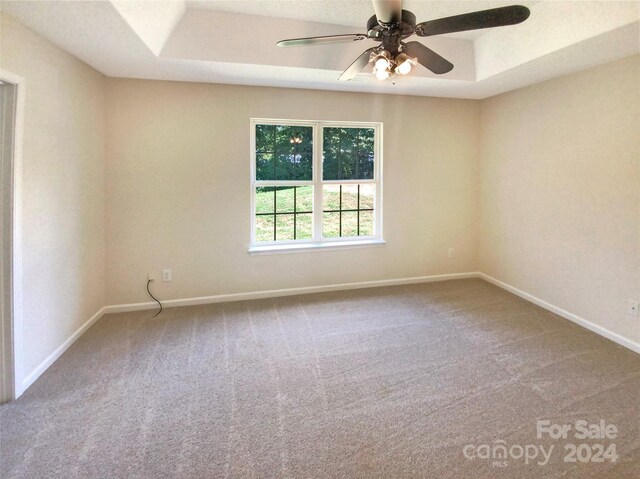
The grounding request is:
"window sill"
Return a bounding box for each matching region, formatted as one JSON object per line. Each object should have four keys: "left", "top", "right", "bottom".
{"left": 248, "top": 239, "right": 386, "bottom": 255}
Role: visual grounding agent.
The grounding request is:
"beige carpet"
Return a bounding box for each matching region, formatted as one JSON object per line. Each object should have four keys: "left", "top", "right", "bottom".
{"left": 1, "top": 279, "right": 639, "bottom": 478}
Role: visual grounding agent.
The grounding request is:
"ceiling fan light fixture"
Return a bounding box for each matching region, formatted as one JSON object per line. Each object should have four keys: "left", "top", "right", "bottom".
{"left": 395, "top": 53, "right": 416, "bottom": 75}
{"left": 373, "top": 68, "right": 390, "bottom": 80}
{"left": 372, "top": 50, "right": 391, "bottom": 71}
{"left": 374, "top": 57, "right": 390, "bottom": 71}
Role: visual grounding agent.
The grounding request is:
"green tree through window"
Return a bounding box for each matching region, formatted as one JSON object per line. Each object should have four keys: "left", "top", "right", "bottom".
{"left": 323, "top": 128, "right": 375, "bottom": 180}
{"left": 256, "top": 125, "right": 313, "bottom": 181}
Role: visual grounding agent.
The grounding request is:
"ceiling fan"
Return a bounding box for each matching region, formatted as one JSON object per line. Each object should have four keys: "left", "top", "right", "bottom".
{"left": 276, "top": 0, "right": 530, "bottom": 81}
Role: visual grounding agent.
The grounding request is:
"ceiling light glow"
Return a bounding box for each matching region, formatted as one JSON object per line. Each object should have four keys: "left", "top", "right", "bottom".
{"left": 395, "top": 53, "right": 416, "bottom": 75}
{"left": 372, "top": 50, "right": 392, "bottom": 72}
{"left": 397, "top": 61, "right": 411, "bottom": 75}
{"left": 374, "top": 57, "right": 390, "bottom": 71}
{"left": 374, "top": 68, "right": 390, "bottom": 81}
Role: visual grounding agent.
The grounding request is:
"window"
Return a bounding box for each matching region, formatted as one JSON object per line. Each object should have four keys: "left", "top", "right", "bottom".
{"left": 250, "top": 119, "right": 383, "bottom": 252}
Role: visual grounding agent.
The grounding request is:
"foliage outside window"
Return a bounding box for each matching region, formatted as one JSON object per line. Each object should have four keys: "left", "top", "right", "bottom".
{"left": 251, "top": 120, "right": 382, "bottom": 249}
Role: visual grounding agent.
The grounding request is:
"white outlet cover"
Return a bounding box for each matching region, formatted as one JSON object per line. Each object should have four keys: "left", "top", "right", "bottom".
{"left": 628, "top": 300, "right": 639, "bottom": 316}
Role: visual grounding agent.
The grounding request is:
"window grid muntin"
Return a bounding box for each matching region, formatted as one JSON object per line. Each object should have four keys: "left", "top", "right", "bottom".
{"left": 254, "top": 186, "right": 314, "bottom": 241}
{"left": 322, "top": 184, "right": 375, "bottom": 239}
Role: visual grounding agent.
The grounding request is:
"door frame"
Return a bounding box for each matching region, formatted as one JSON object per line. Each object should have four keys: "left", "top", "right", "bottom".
{"left": 0, "top": 69, "right": 25, "bottom": 401}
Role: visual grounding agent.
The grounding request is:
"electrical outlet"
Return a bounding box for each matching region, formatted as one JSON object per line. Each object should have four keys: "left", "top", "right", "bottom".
{"left": 628, "top": 300, "right": 639, "bottom": 317}
{"left": 163, "top": 269, "right": 172, "bottom": 282}
{"left": 147, "top": 272, "right": 156, "bottom": 281}
{"left": 448, "top": 248, "right": 455, "bottom": 258}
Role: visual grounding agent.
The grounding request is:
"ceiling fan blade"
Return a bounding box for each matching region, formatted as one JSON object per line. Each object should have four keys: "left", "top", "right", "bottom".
{"left": 339, "top": 47, "right": 377, "bottom": 81}
{"left": 402, "top": 42, "right": 453, "bottom": 74}
{"left": 371, "top": 0, "right": 403, "bottom": 25}
{"left": 277, "top": 34, "right": 368, "bottom": 47}
{"left": 415, "top": 5, "right": 530, "bottom": 37}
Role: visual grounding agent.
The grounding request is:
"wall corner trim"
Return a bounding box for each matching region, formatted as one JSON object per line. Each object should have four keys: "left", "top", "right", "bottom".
{"left": 479, "top": 273, "right": 640, "bottom": 355}
{"left": 21, "top": 307, "right": 107, "bottom": 394}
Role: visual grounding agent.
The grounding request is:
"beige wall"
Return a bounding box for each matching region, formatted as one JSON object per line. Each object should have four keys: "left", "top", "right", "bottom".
{"left": 105, "top": 80, "right": 480, "bottom": 304}
{"left": 0, "top": 14, "right": 106, "bottom": 380}
{"left": 479, "top": 55, "right": 640, "bottom": 344}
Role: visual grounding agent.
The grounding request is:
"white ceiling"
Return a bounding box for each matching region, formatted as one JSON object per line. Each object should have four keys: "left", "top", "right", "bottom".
{"left": 187, "top": 0, "right": 541, "bottom": 40}
{"left": 1, "top": 0, "right": 638, "bottom": 99}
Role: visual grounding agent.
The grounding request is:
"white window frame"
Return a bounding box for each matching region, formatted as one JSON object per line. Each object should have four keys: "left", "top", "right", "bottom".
{"left": 249, "top": 118, "right": 384, "bottom": 254}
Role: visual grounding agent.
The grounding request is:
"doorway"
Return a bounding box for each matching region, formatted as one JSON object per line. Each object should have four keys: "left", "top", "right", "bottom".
{"left": 0, "top": 71, "right": 23, "bottom": 403}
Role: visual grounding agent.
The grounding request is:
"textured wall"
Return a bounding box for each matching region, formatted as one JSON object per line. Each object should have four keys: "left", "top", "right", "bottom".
{"left": 0, "top": 14, "right": 107, "bottom": 379}
{"left": 479, "top": 55, "right": 640, "bottom": 344}
{"left": 105, "top": 80, "right": 480, "bottom": 304}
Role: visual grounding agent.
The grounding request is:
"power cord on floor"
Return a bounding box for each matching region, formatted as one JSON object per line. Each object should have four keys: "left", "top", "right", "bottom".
{"left": 146, "top": 279, "right": 163, "bottom": 317}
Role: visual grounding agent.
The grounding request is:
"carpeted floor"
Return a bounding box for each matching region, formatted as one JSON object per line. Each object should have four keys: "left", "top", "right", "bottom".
{"left": 1, "top": 278, "right": 639, "bottom": 478}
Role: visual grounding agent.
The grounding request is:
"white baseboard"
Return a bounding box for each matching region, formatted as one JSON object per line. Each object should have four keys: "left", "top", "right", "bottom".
{"left": 21, "top": 271, "right": 638, "bottom": 396}
{"left": 479, "top": 273, "right": 640, "bottom": 355}
{"left": 105, "top": 273, "right": 639, "bottom": 355}
{"left": 21, "top": 306, "right": 107, "bottom": 393}
{"left": 104, "top": 272, "right": 481, "bottom": 314}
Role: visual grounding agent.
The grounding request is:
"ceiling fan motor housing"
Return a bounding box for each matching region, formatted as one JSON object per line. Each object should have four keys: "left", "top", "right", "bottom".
{"left": 367, "top": 10, "right": 416, "bottom": 54}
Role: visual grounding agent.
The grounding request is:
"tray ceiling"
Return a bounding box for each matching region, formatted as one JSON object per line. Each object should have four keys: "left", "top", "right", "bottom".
{"left": 1, "top": 0, "right": 638, "bottom": 99}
